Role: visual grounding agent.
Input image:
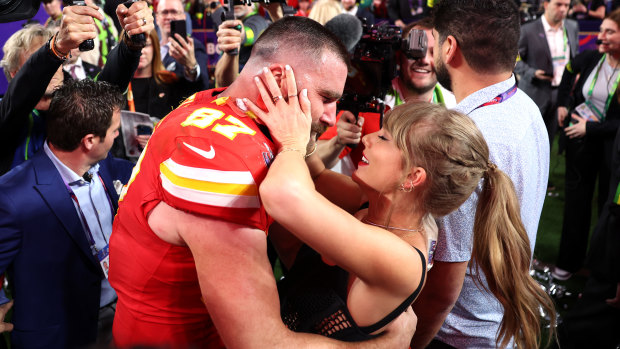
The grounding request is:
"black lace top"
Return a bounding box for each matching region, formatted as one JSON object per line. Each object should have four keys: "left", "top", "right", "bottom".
{"left": 278, "top": 244, "right": 427, "bottom": 341}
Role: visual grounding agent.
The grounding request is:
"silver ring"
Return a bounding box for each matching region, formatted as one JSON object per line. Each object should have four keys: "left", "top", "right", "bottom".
{"left": 288, "top": 94, "right": 297, "bottom": 98}
{"left": 272, "top": 95, "right": 283, "bottom": 103}
{"left": 142, "top": 18, "right": 147, "bottom": 26}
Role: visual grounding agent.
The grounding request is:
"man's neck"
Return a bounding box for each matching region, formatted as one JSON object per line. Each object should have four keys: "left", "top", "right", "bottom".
{"left": 451, "top": 69, "right": 512, "bottom": 104}
{"left": 544, "top": 13, "right": 563, "bottom": 30}
{"left": 48, "top": 143, "right": 91, "bottom": 177}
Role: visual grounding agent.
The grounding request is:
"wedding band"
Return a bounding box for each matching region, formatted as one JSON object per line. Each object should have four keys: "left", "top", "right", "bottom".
{"left": 272, "top": 95, "right": 283, "bottom": 103}
{"left": 142, "top": 18, "right": 147, "bottom": 26}
{"left": 288, "top": 94, "right": 297, "bottom": 98}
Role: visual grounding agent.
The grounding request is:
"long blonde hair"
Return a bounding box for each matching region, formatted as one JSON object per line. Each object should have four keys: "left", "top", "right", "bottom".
{"left": 384, "top": 102, "right": 556, "bottom": 349}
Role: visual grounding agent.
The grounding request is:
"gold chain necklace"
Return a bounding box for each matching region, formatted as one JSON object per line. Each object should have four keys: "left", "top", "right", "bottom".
{"left": 362, "top": 218, "right": 424, "bottom": 238}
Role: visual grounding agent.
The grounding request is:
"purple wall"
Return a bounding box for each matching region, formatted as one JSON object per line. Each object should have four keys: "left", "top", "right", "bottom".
{"left": 0, "top": 3, "right": 49, "bottom": 96}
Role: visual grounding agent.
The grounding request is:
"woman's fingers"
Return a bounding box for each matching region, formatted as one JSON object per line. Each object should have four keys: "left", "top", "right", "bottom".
{"left": 253, "top": 76, "right": 276, "bottom": 113}
{"left": 243, "top": 97, "right": 267, "bottom": 120}
{"left": 284, "top": 65, "right": 299, "bottom": 102}
{"left": 262, "top": 67, "right": 283, "bottom": 103}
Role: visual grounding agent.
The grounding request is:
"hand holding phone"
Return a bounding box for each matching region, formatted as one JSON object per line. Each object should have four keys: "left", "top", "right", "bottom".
{"left": 170, "top": 19, "right": 188, "bottom": 45}
{"left": 72, "top": 0, "right": 95, "bottom": 51}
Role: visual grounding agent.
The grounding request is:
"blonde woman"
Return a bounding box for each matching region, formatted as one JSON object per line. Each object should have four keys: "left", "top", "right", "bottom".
{"left": 246, "top": 67, "right": 556, "bottom": 348}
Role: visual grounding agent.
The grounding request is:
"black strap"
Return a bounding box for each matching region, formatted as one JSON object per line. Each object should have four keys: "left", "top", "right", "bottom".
{"left": 358, "top": 247, "right": 427, "bottom": 334}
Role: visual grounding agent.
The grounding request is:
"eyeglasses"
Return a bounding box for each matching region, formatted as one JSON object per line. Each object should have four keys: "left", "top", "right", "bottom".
{"left": 158, "top": 9, "right": 182, "bottom": 16}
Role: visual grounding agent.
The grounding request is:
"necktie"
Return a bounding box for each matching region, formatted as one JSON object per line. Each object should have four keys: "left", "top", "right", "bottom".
{"left": 70, "top": 65, "right": 79, "bottom": 80}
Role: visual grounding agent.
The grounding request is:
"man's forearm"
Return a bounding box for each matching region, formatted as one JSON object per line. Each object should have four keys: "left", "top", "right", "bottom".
{"left": 316, "top": 138, "right": 345, "bottom": 169}
{"left": 410, "top": 261, "right": 467, "bottom": 349}
{"left": 98, "top": 38, "right": 141, "bottom": 91}
{"left": 214, "top": 53, "right": 239, "bottom": 88}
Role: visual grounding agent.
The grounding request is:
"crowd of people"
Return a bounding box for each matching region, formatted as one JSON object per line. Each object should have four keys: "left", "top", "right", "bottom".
{"left": 0, "top": 0, "right": 619, "bottom": 348}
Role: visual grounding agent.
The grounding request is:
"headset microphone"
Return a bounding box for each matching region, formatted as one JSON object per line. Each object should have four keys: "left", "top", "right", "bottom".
{"left": 596, "top": 39, "right": 603, "bottom": 45}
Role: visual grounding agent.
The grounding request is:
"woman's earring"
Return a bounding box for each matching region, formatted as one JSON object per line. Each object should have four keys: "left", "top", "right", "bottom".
{"left": 399, "top": 180, "right": 414, "bottom": 193}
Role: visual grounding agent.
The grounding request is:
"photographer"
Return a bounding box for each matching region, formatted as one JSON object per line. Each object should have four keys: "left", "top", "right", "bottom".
{"left": 316, "top": 19, "right": 455, "bottom": 174}
{"left": 156, "top": 0, "right": 209, "bottom": 90}
{"left": 0, "top": 0, "right": 154, "bottom": 175}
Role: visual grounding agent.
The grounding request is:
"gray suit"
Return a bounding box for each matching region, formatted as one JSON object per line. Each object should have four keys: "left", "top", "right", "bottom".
{"left": 515, "top": 18, "right": 579, "bottom": 144}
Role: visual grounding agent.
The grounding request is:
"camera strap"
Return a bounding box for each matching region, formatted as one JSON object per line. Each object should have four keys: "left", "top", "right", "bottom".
{"left": 470, "top": 83, "right": 517, "bottom": 113}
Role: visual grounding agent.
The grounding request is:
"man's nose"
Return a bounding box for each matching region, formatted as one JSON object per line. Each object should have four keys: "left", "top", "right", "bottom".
{"left": 320, "top": 104, "right": 338, "bottom": 127}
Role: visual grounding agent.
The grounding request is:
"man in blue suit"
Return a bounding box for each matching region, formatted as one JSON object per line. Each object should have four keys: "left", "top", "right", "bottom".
{"left": 0, "top": 79, "right": 133, "bottom": 348}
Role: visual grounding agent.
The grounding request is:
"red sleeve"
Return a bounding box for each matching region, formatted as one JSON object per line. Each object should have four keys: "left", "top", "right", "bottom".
{"left": 159, "top": 136, "right": 266, "bottom": 231}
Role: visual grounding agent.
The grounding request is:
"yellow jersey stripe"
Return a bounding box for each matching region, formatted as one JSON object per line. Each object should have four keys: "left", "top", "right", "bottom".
{"left": 160, "top": 162, "right": 258, "bottom": 196}
{"left": 161, "top": 175, "right": 261, "bottom": 208}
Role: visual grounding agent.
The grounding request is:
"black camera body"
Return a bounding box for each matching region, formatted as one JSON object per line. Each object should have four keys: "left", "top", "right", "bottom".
{"left": 339, "top": 23, "right": 427, "bottom": 122}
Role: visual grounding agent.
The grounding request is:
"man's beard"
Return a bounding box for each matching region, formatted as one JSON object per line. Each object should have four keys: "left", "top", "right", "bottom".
{"left": 435, "top": 58, "right": 453, "bottom": 92}
{"left": 308, "top": 121, "right": 328, "bottom": 153}
{"left": 404, "top": 76, "right": 436, "bottom": 96}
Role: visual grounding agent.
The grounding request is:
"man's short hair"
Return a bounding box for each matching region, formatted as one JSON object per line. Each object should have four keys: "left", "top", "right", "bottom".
{"left": 404, "top": 16, "right": 433, "bottom": 37}
{"left": 432, "top": 0, "right": 520, "bottom": 74}
{"left": 250, "top": 16, "right": 350, "bottom": 69}
{"left": 0, "top": 24, "right": 52, "bottom": 81}
{"left": 47, "top": 79, "right": 124, "bottom": 151}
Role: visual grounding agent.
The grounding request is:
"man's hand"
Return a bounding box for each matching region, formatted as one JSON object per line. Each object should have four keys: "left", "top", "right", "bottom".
{"left": 557, "top": 106, "right": 569, "bottom": 126}
{"left": 394, "top": 19, "right": 405, "bottom": 28}
{"left": 136, "top": 134, "right": 151, "bottom": 149}
{"left": 55, "top": 1, "right": 103, "bottom": 54}
{"left": 336, "top": 111, "right": 363, "bottom": 146}
{"left": 565, "top": 114, "right": 587, "bottom": 138}
{"left": 217, "top": 20, "right": 244, "bottom": 55}
{"left": 170, "top": 34, "right": 198, "bottom": 73}
{"left": 0, "top": 301, "right": 13, "bottom": 333}
{"left": 534, "top": 69, "right": 552, "bottom": 81}
{"left": 606, "top": 283, "right": 620, "bottom": 309}
{"left": 116, "top": 1, "right": 155, "bottom": 37}
{"left": 381, "top": 306, "right": 417, "bottom": 348}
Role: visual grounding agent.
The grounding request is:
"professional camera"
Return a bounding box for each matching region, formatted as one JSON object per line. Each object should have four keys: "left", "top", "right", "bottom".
{"left": 339, "top": 22, "right": 427, "bottom": 122}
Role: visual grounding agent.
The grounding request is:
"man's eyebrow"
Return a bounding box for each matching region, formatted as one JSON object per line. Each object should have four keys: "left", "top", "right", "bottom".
{"left": 319, "top": 89, "right": 342, "bottom": 100}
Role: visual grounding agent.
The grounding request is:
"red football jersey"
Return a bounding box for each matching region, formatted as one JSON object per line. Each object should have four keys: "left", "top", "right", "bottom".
{"left": 109, "top": 89, "right": 275, "bottom": 348}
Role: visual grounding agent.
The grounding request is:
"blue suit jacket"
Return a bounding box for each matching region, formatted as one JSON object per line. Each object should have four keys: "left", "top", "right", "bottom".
{"left": 162, "top": 37, "right": 210, "bottom": 92}
{"left": 0, "top": 151, "right": 133, "bottom": 349}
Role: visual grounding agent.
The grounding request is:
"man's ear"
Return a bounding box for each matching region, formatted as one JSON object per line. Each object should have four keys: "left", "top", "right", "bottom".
{"left": 268, "top": 63, "right": 287, "bottom": 94}
{"left": 443, "top": 35, "right": 459, "bottom": 66}
{"left": 81, "top": 134, "right": 97, "bottom": 152}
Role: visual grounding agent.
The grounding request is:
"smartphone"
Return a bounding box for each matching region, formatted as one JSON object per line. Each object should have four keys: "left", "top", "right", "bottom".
{"left": 170, "top": 19, "right": 187, "bottom": 45}
{"left": 136, "top": 124, "right": 153, "bottom": 135}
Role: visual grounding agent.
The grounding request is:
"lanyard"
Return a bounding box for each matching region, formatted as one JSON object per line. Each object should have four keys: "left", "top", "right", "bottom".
{"left": 64, "top": 174, "right": 115, "bottom": 253}
{"left": 471, "top": 83, "right": 518, "bottom": 113}
{"left": 431, "top": 85, "right": 445, "bottom": 105}
{"left": 24, "top": 109, "right": 39, "bottom": 161}
{"left": 551, "top": 28, "right": 568, "bottom": 61}
{"left": 586, "top": 54, "right": 620, "bottom": 120}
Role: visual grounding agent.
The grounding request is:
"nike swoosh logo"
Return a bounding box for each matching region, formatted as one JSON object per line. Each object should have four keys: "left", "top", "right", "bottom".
{"left": 183, "top": 142, "right": 215, "bottom": 159}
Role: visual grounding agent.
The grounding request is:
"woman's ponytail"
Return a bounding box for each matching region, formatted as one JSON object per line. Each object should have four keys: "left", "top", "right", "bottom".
{"left": 472, "top": 165, "right": 557, "bottom": 349}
